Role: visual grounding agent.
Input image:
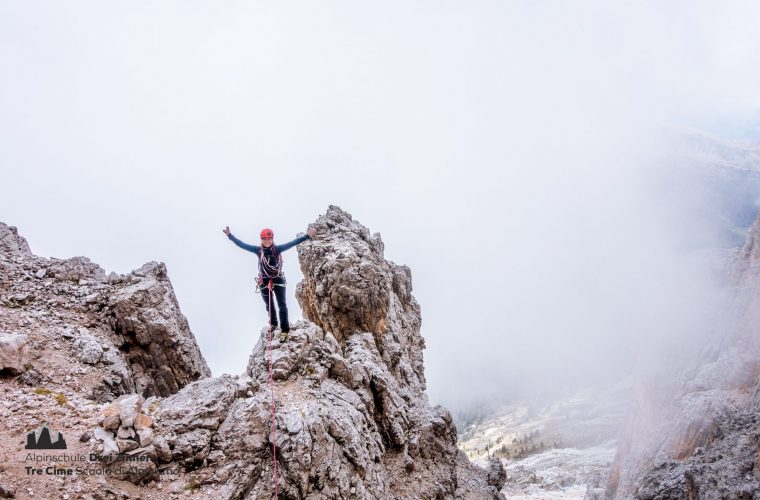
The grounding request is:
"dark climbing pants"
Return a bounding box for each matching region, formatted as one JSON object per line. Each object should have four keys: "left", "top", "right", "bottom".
{"left": 260, "top": 278, "right": 289, "bottom": 332}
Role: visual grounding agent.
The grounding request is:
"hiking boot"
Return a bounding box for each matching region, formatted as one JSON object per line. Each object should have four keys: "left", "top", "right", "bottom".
{"left": 279, "top": 330, "right": 289, "bottom": 342}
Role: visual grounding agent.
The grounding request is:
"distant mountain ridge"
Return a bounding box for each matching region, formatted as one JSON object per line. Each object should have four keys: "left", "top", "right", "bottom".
{"left": 668, "top": 129, "right": 760, "bottom": 248}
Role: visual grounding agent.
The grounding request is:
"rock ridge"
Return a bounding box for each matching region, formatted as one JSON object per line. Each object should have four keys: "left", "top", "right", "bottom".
{"left": 0, "top": 208, "right": 502, "bottom": 499}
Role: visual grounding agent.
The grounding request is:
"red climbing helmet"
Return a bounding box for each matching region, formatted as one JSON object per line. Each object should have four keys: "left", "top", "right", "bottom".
{"left": 260, "top": 228, "right": 274, "bottom": 239}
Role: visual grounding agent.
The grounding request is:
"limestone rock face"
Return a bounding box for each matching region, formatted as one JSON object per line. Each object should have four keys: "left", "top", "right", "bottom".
{"left": 0, "top": 224, "right": 32, "bottom": 258}
{"left": 0, "top": 221, "right": 209, "bottom": 404}
{"left": 0, "top": 332, "right": 28, "bottom": 374}
{"left": 295, "top": 207, "right": 397, "bottom": 340}
{"left": 107, "top": 261, "right": 210, "bottom": 397}
{"left": 1, "top": 211, "right": 500, "bottom": 499}
{"left": 608, "top": 212, "right": 760, "bottom": 499}
{"left": 295, "top": 206, "right": 426, "bottom": 395}
{"left": 47, "top": 255, "right": 107, "bottom": 284}
{"left": 112, "top": 206, "right": 502, "bottom": 499}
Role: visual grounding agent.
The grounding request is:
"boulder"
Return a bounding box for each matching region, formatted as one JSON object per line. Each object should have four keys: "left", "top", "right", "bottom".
{"left": 0, "top": 333, "right": 29, "bottom": 375}
{"left": 107, "top": 261, "right": 210, "bottom": 397}
{"left": 0, "top": 223, "right": 32, "bottom": 258}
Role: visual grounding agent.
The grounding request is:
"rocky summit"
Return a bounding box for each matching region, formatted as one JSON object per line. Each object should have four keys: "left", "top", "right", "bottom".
{"left": 0, "top": 206, "right": 503, "bottom": 499}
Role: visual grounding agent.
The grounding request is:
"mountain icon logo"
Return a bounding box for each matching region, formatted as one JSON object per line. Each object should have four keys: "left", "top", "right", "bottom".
{"left": 25, "top": 423, "right": 67, "bottom": 450}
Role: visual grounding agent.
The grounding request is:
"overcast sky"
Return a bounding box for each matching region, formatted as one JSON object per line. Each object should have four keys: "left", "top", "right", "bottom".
{"left": 2, "top": 1, "right": 760, "bottom": 410}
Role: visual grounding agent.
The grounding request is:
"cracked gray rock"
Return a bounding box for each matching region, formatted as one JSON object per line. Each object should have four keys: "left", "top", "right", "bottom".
{"left": 106, "top": 261, "right": 211, "bottom": 397}
{"left": 0, "top": 224, "right": 32, "bottom": 258}
{"left": 124, "top": 206, "right": 503, "bottom": 499}
{"left": 1, "top": 211, "right": 501, "bottom": 498}
{"left": 0, "top": 220, "right": 209, "bottom": 404}
{"left": 0, "top": 332, "right": 28, "bottom": 375}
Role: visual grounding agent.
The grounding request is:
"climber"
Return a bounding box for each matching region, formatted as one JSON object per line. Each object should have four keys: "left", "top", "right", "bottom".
{"left": 223, "top": 225, "right": 315, "bottom": 341}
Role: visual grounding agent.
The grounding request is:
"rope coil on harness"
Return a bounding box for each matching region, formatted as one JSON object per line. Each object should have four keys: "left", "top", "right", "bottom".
{"left": 255, "top": 245, "right": 285, "bottom": 294}
{"left": 267, "top": 279, "right": 279, "bottom": 498}
{"left": 261, "top": 253, "right": 284, "bottom": 278}
{"left": 261, "top": 245, "right": 284, "bottom": 279}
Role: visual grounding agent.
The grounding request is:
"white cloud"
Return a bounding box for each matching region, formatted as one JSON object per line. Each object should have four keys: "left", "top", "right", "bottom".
{"left": 1, "top": 0, "right": 758, "bottom": 410}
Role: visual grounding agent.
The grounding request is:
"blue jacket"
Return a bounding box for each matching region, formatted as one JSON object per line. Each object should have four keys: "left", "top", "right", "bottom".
{"left": 228, "top": 233, "right": 311, "bottom": 279}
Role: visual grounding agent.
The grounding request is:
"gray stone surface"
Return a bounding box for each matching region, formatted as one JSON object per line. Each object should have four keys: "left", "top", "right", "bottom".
{"left": 107, "top": 261, "right": 211, "bottom": 397}
{"left": 0, "top": 332, "right": 28, "bottom": 375}
{"left": 74, "top": 330, "right": 103, "bottom": 365}
{"left": 0, "top": 212, "right": 500, "bottom": 498}
{"left": 486, "top": 457, "right": 507, "bottom": 490}
{"left": 0, "top": 224, "right": 32, "bottom": 257}
{"left": 0, "top": 221, "right": 209, "bottom": 403}
{"left": 47, "top": 255, "right": 107, "bottom": 283}
{"left": 93, "top": 206, "right": 502, "bottom": 498}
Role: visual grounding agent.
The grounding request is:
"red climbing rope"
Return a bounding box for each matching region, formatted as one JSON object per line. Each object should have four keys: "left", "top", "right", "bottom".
{"left": 267, "top": 280, "right": 279, "bottom": 498}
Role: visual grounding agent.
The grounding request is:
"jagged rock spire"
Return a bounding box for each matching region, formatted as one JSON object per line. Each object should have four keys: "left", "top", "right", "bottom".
{"left": 0, "top": 212, "right": 503, "bottom": 499}
{"left": 0, "top": 223, "right": 32, "bottom": 258}
{"left": 92, "top": 205, "right": 503, "bottom": 499}
{"left": 296, "top": 205, "right": 419, "bottom": 341}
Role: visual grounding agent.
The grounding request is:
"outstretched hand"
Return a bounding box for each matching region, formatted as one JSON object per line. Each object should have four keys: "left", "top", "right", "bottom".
{"left": 307, "top": 227, "right": 316, "bottom": 239}
{"left": 223, "top": 226, "right": 231, "bottom": 237}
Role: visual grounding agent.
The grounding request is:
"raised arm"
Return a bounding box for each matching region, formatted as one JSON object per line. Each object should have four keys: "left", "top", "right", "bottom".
{"left": 227, "top": 233, "right": 260, "bottom": 254}
{"left": 276, "top": 234, "right": 310, "bottom": 252}
{"left": 277, "top": 227, "right": 316, "bottom": 252}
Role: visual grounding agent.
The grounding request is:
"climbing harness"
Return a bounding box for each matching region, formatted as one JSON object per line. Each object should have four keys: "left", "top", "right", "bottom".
{"left": 260, "top": 247, "right": 284, "bottom": 279}
{"left": 266, "top": 279, "right": 279, "bottom": 498}
{"left": 254, "top": 277, "right": 286, "bottom": 293}
{"left": 254, "top": 244, "right": 285, "bottom": 294}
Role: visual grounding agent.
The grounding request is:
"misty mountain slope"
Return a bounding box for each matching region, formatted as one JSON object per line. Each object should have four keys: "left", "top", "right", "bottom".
{"left": 0, "top": 207, "right": 505, "bottom": 499}
{"left": 457, "top": 383, "right": 629, "bottom": 498}
{"left": 607, "top": 210, "right": 760, "bottom": 499}
{"left": 498, "top": 442, "right": 616, "bottom": 500}
{"left": 666, "top": 130, "right": 760, "bottom": 249}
